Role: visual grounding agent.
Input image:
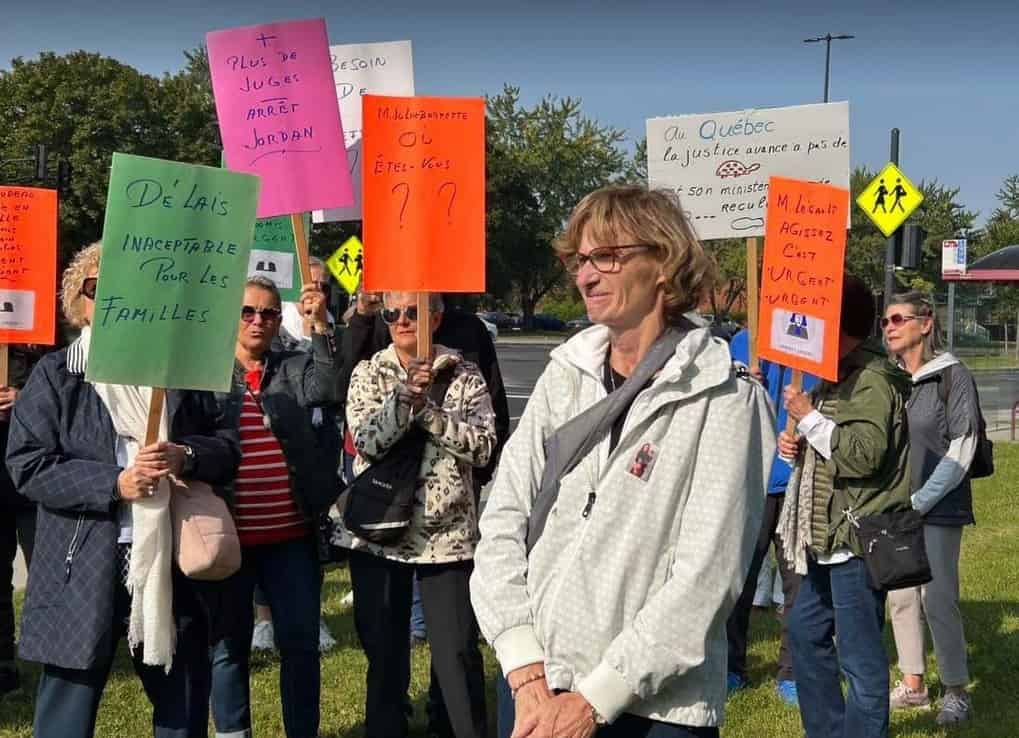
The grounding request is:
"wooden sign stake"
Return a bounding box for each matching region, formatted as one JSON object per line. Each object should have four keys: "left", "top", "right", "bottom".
{"left": 145, "top": 388, "right": 166, "bottom": 446}
{"left": 416, "top": 292, "right": 432, "bottom": 360}
{"left": 290, "top": 213, "right": 314, "bottom": 287}
{"left": 785, "top": 369, "right": 803, "bottom": 434}
{"left": 746, "top": 237, "right": 760, "bottom": 373}
{"left": 0, "top": 344, "right": 9, "bottom": 388}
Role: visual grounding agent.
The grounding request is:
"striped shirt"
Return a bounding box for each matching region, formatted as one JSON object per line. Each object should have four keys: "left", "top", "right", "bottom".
{"left": 235, "top": 390, "right": 307, "bottom": 546}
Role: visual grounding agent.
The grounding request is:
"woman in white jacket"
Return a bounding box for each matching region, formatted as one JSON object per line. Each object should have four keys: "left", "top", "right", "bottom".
{"left": 470, "top": 185, "right": 776, "bottom": 738}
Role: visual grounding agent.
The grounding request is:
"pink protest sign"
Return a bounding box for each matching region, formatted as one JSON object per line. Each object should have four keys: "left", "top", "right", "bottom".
{"left": 207, "top": 18, "right": 353, "bottom": 218}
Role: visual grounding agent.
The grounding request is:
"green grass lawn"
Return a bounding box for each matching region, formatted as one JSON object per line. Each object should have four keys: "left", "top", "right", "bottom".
{"left": 3, "top": 447, "right": 1017, "bottom": 737}
{"left": 958, "top": 354, "right": 1019, "bottom": 372}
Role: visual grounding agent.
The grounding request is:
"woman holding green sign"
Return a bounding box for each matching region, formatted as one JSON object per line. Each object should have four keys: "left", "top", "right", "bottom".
{"left": 208, "top": 275, "right": 341, "bottom": 738}
{"left": 6, "top": 242, "right": 242, "bottom": 738}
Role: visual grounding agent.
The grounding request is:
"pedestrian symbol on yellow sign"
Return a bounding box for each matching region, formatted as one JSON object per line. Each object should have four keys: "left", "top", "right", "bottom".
{"left": 856, "top": 163, "right": 924, "bottom": 237}
{"left": 326, "top": 236, "right": 364, "bottom": 295}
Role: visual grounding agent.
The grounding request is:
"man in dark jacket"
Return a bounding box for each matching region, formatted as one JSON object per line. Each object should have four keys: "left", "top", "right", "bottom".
{"left": 0, "top": 345, "right": 44, "bottom": 695}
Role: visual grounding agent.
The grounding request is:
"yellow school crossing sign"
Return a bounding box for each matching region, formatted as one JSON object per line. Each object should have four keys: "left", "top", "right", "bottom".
{"left": 325, "top": 236, "right": 363, "bottom": 295}
{"left": 856, "top": 163, "right": 924, "bottom": 237}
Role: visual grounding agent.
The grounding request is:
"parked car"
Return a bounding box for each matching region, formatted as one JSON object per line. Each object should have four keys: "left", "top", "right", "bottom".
{"left": 477, "top": 311, "right": 516, "bottom": 330}
{"left": 566, "top": 315, "right": 593, "bottom": 330}
{"left": 479, "top": 317, "right": 498, "bottom": 343}
{"left": 532, "top": 314, "right": 567, "bottom": 331}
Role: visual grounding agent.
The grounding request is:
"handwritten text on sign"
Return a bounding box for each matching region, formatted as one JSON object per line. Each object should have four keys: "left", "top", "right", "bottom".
{"left": 314, "top": 40, "right": 415, "bottom": 223}
{"left": 362, "top": 95, "right": 485, "bottom": 292}
{"left": 757, "top": 176, "right": 849, "bottom": 382}
{"left": 647, "top": 102, "right": 849, "bottom": 241}
{"left": 87, "top": 153, "right": 260, "bottom": 392}
{"left": 0, "top": 187, "right": 57, "bottom": 344}
{"left": 207, "top": 17, "right": 352, "bottom": 218}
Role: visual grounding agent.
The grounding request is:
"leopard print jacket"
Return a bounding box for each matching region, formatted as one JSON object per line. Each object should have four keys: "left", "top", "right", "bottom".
{"left": 333, "top": 344, "right": 497, "bottom": 563}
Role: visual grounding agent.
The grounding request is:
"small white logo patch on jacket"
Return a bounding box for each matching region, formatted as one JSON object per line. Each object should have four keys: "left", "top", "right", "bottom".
{"left": 627, "top": 442, "right": 659, "bottom": 482}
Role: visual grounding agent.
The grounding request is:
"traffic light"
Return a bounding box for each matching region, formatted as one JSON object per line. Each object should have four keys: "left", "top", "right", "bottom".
{"left": 899, "top": 224, "right": 927, "bottom": 269}
{"left": 34, "top": 144, "right": 47, "bottom": 181}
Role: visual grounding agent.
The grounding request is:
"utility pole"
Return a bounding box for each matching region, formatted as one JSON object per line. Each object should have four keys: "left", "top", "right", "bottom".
{"left": 804, "top": 33, "right": 855, "bottom": 102}
{"left": 883, "top": 129, "right": 902, "bottom": 311}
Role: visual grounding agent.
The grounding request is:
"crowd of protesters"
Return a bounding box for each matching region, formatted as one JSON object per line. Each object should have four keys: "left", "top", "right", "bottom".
{"left": 0, "top": 184, "right": 985, "bottom": 738}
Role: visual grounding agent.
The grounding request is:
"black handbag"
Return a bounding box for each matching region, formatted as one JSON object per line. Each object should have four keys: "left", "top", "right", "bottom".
{"left": 340, "top": 373, "right": 451, "bottom": 545}
{"left": 341, "top": 427, "right": 428, "bottom": 544}
{"left": 853, "top": 509, "right": 932, "bottom": 591}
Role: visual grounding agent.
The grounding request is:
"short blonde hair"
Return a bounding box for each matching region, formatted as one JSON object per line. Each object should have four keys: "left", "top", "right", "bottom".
{"left": 554, "top": 185, "right": 715, "bottom": 321}
{"left": 61, "top": 242, "right": 101, "bottom": 327}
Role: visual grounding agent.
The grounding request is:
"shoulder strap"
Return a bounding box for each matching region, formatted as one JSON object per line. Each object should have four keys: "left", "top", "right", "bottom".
{"left": 525, "top": 324, "right": 691, "bottom": 552}
{"left": 938, "top": 364, "right": 953, "bottom": 408}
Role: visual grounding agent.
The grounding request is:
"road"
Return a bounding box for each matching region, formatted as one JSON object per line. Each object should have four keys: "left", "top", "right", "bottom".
{"left": 496, "top": 342, "right": 1017, "bottom": 432}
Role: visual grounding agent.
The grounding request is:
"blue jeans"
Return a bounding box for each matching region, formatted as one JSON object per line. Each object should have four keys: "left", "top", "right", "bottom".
{"left": 211, "top": 535, "right": 321, "bottom": 738}
{"left": 496, "top": 673, "right": 718, "bottom": 738}
{"left": 410, "top": 574, "right": 426, "bottom": 638}
{"left": 787, "top": 556, "right": 889, "bottom": 738}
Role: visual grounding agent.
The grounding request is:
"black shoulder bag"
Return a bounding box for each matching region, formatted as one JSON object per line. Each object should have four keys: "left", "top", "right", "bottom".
{"left": 850, "top": 508, "right": 932, "bottom": 592}
{"left": 341, "top": 373, "right": 451, "bottom": 545}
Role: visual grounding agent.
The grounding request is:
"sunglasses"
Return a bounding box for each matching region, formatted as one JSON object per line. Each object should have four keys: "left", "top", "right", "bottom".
{"left": 240, "top": 305, "right": 282, "bottom": 323}
{"left": 881, "top": 313, "right": 918, "bottom": 328}
{"left": 80, "top": 277, "right": 98, "bottom": 300}
{"left": 381, "top": 306, "right": 419, "bottom": 325}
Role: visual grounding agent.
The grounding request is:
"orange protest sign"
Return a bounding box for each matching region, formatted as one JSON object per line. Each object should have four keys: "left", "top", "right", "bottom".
{"left": 757, "top": 176, "right": 849, "bottom": 382}
{"left": 0, "top": 186, "right": 57, "bottom": 345}
{"left": 361, "top": 95, "right": 485, "bottom": 292}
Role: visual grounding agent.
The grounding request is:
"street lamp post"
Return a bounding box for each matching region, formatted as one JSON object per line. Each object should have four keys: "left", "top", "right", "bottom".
{"left": 804, "top": 33, "right": 855, "bottom": 102}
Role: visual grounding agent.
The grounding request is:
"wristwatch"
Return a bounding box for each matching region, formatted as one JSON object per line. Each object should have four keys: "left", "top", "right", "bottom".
{"left": 181, "top": 444, "right": 197, "bottom": 477}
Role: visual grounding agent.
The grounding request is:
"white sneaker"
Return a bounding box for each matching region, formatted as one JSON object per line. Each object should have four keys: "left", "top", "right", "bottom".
{"left": 251, "top": 620, "right": 275, "bottom": 652}
{"left": 936, "top": 691, "right": 973, "bottom": 725}
{"left": 319, "top": 620, "right": 337, "bottom": 652}
{"left": 889, "top": 679, "right": 931, "bottom": 710}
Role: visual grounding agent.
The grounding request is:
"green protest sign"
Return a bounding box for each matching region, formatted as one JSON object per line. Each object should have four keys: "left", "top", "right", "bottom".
{"left": 247, "top": 213, "right": 310, "bottom": 301}
{"left": 87, "top": 153, "right": 260, "bottom": 392}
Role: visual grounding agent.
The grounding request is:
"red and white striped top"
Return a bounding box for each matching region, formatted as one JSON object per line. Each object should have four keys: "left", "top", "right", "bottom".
{"left": 234, "top": 387, "right": 307, "bottom": 546}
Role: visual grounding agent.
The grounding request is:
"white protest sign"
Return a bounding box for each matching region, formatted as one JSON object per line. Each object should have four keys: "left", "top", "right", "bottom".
{"left": 647, "top": 102, "right": 850, "bottom": 241}
{"left": 313, "top": 40, "right": 415, "bottom": 223}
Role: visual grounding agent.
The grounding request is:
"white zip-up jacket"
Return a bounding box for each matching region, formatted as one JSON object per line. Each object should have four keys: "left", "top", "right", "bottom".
{"left": 470, "top": 325, "right": 775, "bottom": 727}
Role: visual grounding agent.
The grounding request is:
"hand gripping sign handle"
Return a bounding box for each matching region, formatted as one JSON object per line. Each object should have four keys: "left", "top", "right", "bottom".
{"left": 145, "top": 387, "right": 166, "bottom": 446}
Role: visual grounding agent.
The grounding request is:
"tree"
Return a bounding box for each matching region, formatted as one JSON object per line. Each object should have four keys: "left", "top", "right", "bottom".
{"left": 486, "top": 86, "right": 626, "bottom": 325}
{"left": 159, "top": 47, "right": 221, "bottom": 168}
{"left": 0, "top": 52, "right": 168, "bottom": 262}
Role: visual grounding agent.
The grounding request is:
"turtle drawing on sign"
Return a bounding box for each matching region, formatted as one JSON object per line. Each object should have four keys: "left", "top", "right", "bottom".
{"left": 0, "top": 302, "right": 12, "bottom": 313}
{"left": 891, "top": 178, "right": 908, "bottom": 213}
{"left": 715, "top": 160, "right": 762, "bottom": 179}
{"left": 255, "top": 261, "right": 278, "bottom": 274}
{"left": 786, "top": 313, "right": 809, "bottom": 340}
{"left": 872, "top": 179, "right": 889, "bottom": 214}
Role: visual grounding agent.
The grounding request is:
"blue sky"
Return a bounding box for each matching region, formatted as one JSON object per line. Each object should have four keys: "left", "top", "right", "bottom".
{"left": 5, "top": 0, "right": 1017, "bottom": 224}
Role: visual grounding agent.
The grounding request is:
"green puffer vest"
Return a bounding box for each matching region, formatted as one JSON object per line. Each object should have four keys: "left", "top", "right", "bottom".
{"left": 808, "top": 338, "right": 912, "bottom": 557}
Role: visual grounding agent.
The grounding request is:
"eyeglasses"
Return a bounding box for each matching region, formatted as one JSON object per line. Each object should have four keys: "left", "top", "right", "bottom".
{"left": 881, "top": 313, "right": 919, "bottom": 328}
{"left": 80, "top": 277, "right": 98, "bottom": 300}
{"left": 240, "top": 305, "right": 282, "bottom": 323}
{"left": 381, "top": 306, "right": 419, "bottom": 325}
{"left": 560, "top": 244, "right": 655, "bottom": 275}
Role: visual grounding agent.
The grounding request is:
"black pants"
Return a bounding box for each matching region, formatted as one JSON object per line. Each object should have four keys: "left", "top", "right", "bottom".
{"left": 725, "top": 492, "right": 801, "bottom": 682}
{"left": 0, "top": 504, "right": 35, "bottom": 665}
{"left": 349, "top": 550, "right": 487, "bottom": 738}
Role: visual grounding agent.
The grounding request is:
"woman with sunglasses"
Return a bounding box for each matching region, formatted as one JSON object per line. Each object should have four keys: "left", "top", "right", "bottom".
{"left": 882, "top": 292, "right": 979, "bottom": 725}
{"left": 6, "top": 242, "right": 241, "bottom": 738}
{"left": 336, "top": 291, "right": 496, "bottom": 738}
{"left": 207, "top": 275, "right": 341, "bottom": 738}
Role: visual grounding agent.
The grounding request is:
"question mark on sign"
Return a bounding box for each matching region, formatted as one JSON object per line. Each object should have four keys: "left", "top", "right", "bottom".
{"left": 392, "top": 182, "right": 410, "bottom": 228}
{"left": 438, "top": 181, "right": 457, "bottom": 224}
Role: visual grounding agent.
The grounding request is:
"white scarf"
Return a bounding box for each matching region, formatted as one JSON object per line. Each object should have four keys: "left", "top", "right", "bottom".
{"left": 80, "top": 327, "right": 176, "bottom": 670}
{"left": 778, "top": 446, "right": 817, "bottom": 576}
